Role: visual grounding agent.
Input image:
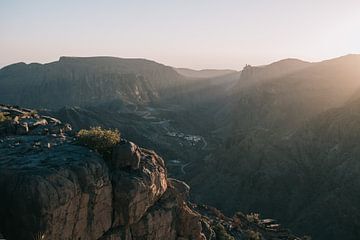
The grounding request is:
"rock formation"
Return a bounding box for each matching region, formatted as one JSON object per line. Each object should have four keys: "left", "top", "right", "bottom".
{"left": 0, "top": 104, "right": 305, "bottom": 240}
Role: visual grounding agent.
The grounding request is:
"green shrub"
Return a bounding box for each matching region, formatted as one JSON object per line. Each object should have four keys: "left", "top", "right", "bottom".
{"left": 213, "top": 223, "right": 235, "bottom": 240}
{"left": 33, "top": 231, "right": 45, "bottom": 240}
{"left": 246, "top": 213, "right": 260, "bottom": 223}
{"left": 77, "top": 127, "right": 120, "bottom": 157}
{"left": 244, "top": 230, "right": 262, "bottom": 240}
{"left": 0, "top": 112, "right": 11, "bottom": 122}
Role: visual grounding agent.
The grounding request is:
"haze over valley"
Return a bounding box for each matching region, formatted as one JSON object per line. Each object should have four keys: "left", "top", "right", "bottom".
{"left": 1, "top": 1, "right": 360, "bottom": 240}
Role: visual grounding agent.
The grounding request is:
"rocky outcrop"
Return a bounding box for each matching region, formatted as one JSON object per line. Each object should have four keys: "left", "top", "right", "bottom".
{"left": 0, "top": 105, "right": 306, "bottom": 240}
{"left": 111, "top": 146, "right": 168, "bottom": 226}
{"left": 0, "top": 105, "right": 204, "bottom": 240}
{"left": 111, "top": 141, "right": 142, "bottom": 169}
{"left": 0, "top": 105, "right": 112, "bottom": 240}
{"left": 0, "top": 105, "right": 71, "bottom": 136}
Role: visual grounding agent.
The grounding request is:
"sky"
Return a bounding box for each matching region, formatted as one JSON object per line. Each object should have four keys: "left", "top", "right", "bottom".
{"left": 1, "top": 0, "right": 360, "bottom": 70}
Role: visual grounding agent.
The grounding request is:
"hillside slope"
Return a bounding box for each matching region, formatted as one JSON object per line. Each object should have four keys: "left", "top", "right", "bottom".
{"left": 189, "top": 54, "right": 360, "bottom": 240}
{"left": 0, "top": 56, "right": 185, "bottom": 108}
{"left": 2, "top": 55, "right": 360, "bottom": 239}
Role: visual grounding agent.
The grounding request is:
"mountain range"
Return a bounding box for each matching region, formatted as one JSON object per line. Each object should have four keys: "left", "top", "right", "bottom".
{"left": 1, "top": 54, "right": 360, "bottom": 239}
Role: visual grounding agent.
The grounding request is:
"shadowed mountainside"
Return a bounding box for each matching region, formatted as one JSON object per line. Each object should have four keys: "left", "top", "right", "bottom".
{"left": 1, "top": 55, "right": 360, "bottom": 239}
{"left": 189, "top": 54, "right": 360, "bottom": 240}
{"left": 0, "top": 104, "right": 306, "bottom": 240}
{"left": 0, "top": 56, "right": 186, "bottom": 108}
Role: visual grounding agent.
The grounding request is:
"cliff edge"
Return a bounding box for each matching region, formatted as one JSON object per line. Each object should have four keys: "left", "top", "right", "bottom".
{"left": 0, "top": 104, "right": 305, "bottom": 240}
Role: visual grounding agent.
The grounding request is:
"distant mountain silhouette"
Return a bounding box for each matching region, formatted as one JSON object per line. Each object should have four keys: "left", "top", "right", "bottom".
{"left": 0, "top": 56, "right": 185, "bottom": 108}
{"left": 1, "top": 54, "right": 360, "bottom": 239}
{"left": 189, "top": 54, "right": 360, "bottom": 240}
{"left": 238, "top": 58, "right": 311, "bottom": 87}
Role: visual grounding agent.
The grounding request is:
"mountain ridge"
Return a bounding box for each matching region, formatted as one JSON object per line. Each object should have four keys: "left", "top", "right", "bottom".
{"left": 1, "top": 54, "right": 360, "bottom": 239}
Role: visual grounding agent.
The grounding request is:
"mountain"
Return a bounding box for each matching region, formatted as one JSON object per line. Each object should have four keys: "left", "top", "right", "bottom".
{"left": 189, "top": 54, "right": 360, "bottom": 239}
{"left": 175, "top": 68, "right": 237, "bottom": 79}
{"left": 277, "top": 95, "right": 360, "bottom": 239}
{"left": 0, "top": 105, "right": 305, "bottom": 240}
{"left": 2, "top": 54, "right": 360, "bottom": 239}
{"left": 0, "top": 56, "right": 185, "bottom": 109}
{"left": 214, "top": 54, "right": 360, "bottom": 137}
{"left": 238, "top": 58, "right": 311, "bottom": 86}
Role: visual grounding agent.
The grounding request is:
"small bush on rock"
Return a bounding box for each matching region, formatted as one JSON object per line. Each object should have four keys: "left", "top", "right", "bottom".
{"left": 77, "top": 127, "right": 120, "bottom": 157}
{"left": 246, "top": 213, "right": 260, "bottom": 223}
{"left": 213, "top": 223, "right": 235, "bottom": 240}
{"left": 0, "top": 112, "right": 11, "bottom": 123}
{"left": 244, "top": 230, "right": 262, "bottom": 240}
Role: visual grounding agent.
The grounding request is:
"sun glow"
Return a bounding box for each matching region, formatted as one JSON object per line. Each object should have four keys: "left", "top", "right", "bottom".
{"left": 1, "top": 0, "right": 360, "bottom": 69}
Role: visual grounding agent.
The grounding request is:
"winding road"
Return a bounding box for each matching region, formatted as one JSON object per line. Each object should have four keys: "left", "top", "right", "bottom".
{"left": 201, "top": 137, "right": 208, "bottom": 150}
{"left": 132, "top": 105, "right": 207, "bottom": 176}
{"left": 180, "top": 162, "right": 191, "bottom": 174}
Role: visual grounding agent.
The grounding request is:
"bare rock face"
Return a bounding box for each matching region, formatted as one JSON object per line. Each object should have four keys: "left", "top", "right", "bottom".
{"left": 111, "top": 145, "right": 168, "bottom": 225}
{"left": 168, "top": 178, "right": 190, "bottom": 201}
{"left": 101, "top": 181, "right": 205, "bottom": 240}
{"left": 103, "top": 149, "right": 205, "bottom": 240}
{"left": 129, "top": 195, "right": 177, "bottom": 240}
{"left": 0, "top": 105, "right": 203, "bottom": 240}
{"left": 111, "top": 141, "right": 141, "bottom": 169}
{"left": 0, "top": 105, "right": 111, "bottom": 240}
{"left": 0, "top": 135, "right": 113, "bottom": 240}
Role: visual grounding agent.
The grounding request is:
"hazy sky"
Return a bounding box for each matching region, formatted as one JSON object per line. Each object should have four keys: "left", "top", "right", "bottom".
{"left": 1, "top": 0, "right": 360, "bottom": 70}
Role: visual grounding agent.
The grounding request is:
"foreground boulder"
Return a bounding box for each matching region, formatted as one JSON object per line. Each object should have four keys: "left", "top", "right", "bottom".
{"left": 0, "top": 105, "right": 306, "bottom": 240}
{"left": 111, "top": 141, "right": 142, "bottom": 169}
{"left": 111, "top": 145, "right": 168, "bottom": 226}
{"left": 0, "top": 104, "right": 203, "bottom": 240}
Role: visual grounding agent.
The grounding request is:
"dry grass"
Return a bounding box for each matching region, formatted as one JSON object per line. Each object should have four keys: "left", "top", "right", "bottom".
{"left": 0, "top": 112, "right": 11, "bottom": 122}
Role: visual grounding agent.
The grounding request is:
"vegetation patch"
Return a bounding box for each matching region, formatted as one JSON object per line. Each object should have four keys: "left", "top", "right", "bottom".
{"left": 244, "top": 230, "right": 262, "bottom": 240}
{"left": 0, "top": 112, "right": 11, "bottom": 123}
{"left": 77, "top": 127, "right": 120, "bottom": 157}
{"left": 213, "top": 223, "right": 235, "bottom": 240}
{"left": 246, "top": 213, "right": 260, "bottom": 223}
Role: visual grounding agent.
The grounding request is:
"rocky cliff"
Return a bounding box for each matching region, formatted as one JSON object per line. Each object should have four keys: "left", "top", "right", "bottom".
{"left": 0, "top": 105, "right": 304, "bottom": 240}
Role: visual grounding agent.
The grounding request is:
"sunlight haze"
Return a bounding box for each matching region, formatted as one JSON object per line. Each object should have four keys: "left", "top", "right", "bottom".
{"left": 3, "top": 2, "right": 360, "bottom": 239}
{"left": 1, "top": 0, "right": 360, "bottom": 69}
